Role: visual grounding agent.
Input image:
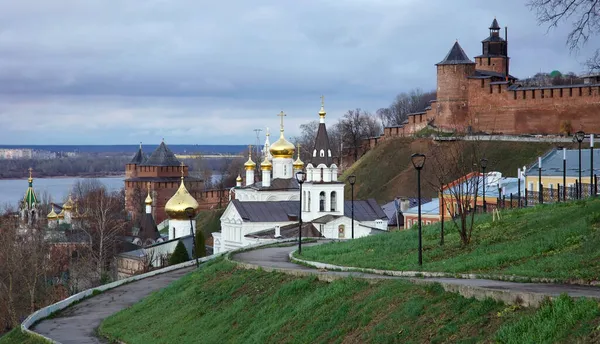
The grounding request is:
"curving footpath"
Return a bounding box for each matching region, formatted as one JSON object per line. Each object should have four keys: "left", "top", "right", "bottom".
{"left": 232, "top": 242, "right": 600, "bottom": 307}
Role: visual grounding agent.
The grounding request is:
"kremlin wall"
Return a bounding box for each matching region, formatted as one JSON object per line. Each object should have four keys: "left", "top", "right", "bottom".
{"left": 348, "top": 18, "right": 600, "bottom": 163}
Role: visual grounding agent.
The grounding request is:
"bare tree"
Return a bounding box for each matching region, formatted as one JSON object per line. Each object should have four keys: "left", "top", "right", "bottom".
{"left": 377, "top": 89, "right": 437, "bottom": 127}
{"left": 338, "top": 109, "right": 382, "bottom": 162}
{"left": 528, "top": 0, "right": 600, "bottom": 72}
{"left": 428, "top": 140, "right": 487, "bottom": 246}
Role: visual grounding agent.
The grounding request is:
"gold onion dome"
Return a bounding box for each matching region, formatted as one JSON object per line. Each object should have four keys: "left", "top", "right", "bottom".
{"left": 293, "top": 144, "right": 304, "bottom": 169}
{"left": 145, "top": 183, "right": 153, "bottom": 205}
{"left": 47, "top": 207, "right": 58, "bottom": 219}
{"left": 244, "top": 146, "right": 256, "bottom": 171}
{"left": 270, "top": 111, "right": 295, "bottom": 159}
{"left": 236, "top": 175, "right": 243, "bottom": 182}
{"left": 63, "top": 194, "right": 74, "bottom": 210}
{"left": 57, "top": 209, "right": 65, "bottom": 219}
{"left": 165, "top": 177, "right": 199, "bottom": 220}
{"left": 260, "top": 156, "right": 273, "bottom": 171}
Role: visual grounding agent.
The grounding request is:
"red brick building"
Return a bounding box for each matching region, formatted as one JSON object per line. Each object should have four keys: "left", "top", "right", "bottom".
{"left": 388, "top": 18, "right": 600, "bottom": 137}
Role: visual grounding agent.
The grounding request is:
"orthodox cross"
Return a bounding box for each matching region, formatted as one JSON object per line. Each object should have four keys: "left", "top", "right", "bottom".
{"left": 28, "top": 167, "right": 33, "bottom": 179}
{"left": 321, "top": 95, "right": 325, "bottom": 107}
{"left": 248, "top": 144, "right": 253, "bottom": 157}
{"left": 180, "top": 162, "right": 185, "bottom": 179}
{"left": 277, "top": 111, "right": 286, "bottom": 131}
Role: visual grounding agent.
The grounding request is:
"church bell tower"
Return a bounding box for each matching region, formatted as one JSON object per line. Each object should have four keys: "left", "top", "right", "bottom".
{"left": 474, "top": 18, "right": 509, "bottom": 76}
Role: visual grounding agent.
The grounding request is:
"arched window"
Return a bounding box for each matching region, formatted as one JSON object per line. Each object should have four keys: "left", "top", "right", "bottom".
{"left": 303, "top": 191, "right": 306, "bottom": 211}
{"left": 320, "top": 149, "right": 325, "bottom": 157}
{"left": 319, "top": 191, "right": 325, "bottom": 211}
{"left": 172, "top": 227, "right": 175, "bottom": 239}
{"left": 330, "top": 191, "right": 337, "bottom": 211}
{"left": 313, "top": 149, "right": 317, "bottom": 157}
{"left": 308, "top": 192, "right": 311, "bottom": 211}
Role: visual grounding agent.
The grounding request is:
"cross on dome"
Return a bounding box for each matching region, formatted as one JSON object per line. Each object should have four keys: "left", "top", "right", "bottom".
{"left": 277, "top": 111, "right": 286, "bottom": 132}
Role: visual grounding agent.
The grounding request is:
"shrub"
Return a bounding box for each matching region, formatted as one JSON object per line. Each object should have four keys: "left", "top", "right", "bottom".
{"left": 195, "top": 228, "right": 207, "bottom": 258}
{"left": 169, "top": 241, "right": 190, "bottom": 265}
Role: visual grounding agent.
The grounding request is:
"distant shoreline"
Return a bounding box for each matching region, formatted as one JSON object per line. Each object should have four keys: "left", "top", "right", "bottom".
{"left": 0, "top": 173, "right": 126, "bottom": 181}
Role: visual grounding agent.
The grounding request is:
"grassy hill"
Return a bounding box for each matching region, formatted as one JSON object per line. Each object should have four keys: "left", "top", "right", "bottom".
{"left": 0, "top": 329, "right": 48, "bottom": 344}
{"left": 298, "top": 199, "right": 600, "bottom": 282}
{"left": 98, "top": 258, "right": 600, "bottom": 343}
{"left": 342, "top": 138, "right": 569, "bottom": 202}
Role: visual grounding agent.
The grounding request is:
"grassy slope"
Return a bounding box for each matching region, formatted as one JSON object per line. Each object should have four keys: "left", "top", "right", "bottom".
{"left": 342, "top": 138, "right": 566, "bottom": 201}
{"left": 0, "top": 329, "right": 49, "bottom": 344}
{"left": 299, "top": 199, "right": 600, "bottom": 282}
{"left": 99, "top": 258, "right": 600, "bottom": 344}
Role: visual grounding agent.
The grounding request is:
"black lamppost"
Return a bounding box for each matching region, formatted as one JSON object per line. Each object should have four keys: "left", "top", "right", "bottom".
{"left": 411, "top": 153, "right": 426, "bottom": 267}
{"left": 296, "top": 171, "right": 306, "bottom": 254}
{"left": 185, "top": 207, "right": 199, "bottom": 268}
{"left": 538, "top": 157, "right": 543, "bottom": 204}
{"left": 480, "top": 158, "right": 488, "bottom": 213}
{"left": 562, "top": 148, "right": 567, "bottom": 201}
{"left": 348, "top": 175, "right": 356, "bottom": 239}
{"left": 591, "top": 134, "right": 595, "bottom": 196}
{"left": 575, "top": 131, "right": 585, "bottom": 199}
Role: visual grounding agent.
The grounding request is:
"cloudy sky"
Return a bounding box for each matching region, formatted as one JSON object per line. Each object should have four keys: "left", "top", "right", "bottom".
{"left": 1, "top": 0, "right": 597, "bottom": 145}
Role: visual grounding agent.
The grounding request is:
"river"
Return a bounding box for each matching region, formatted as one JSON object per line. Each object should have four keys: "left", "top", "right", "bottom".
{"left": 0, "top": 176, "right": 125, "bottom": 207}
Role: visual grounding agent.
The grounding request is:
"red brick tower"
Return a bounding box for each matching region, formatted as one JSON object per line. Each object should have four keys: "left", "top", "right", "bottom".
{"left": 435, "top": 41, "right": 475, "bottom": 130}
{"left": 474, "top": 18, "right": 509, "bottom": 76}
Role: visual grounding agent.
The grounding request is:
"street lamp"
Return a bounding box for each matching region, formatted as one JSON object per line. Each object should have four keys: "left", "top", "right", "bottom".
{"left": 411, "top": 153, "right": 426, "bottom": 267}
{"left": 347, "top": 175, "right": 356, "bottom": 239}
{"left": 185, "top": 207, "right": 199, "bottom": 268}
{"left": 295, "top": 171, "right": 306, "bottom": 254}
{"left": 480, "top": 158, "right": 488, "bottom": 212}
{"left": 538, "top": 157, "right": 543, "bottom": 204}
{"left": 574, "top": 131, "right": 585, "bottom": 199}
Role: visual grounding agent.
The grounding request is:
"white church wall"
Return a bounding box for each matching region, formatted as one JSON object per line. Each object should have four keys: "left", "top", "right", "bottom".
{"left": 272, "top": 157, "right": 293, "bottom": 179}
{"left": 168, "top": 219, "right": 196, "bottom": 240}
{"left": 235, "top": 188, "right": 299, "bottom": 202}
{"left": 302, "top": 182, "right": 345, "bottom": 222}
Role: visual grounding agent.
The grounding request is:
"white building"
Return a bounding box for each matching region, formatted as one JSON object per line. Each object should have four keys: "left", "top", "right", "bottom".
{"left": 214, "top": 99, "right": 388, "bottom": 253}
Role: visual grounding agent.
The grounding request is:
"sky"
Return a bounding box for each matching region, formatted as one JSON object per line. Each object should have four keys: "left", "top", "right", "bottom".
{"left": 1, "top": 0, "right": 598, "bottom": 145}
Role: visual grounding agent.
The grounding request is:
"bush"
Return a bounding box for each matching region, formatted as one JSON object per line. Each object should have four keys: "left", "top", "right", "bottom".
{"left": 195, "top": 228, "right": 207, "bottom": 258}
{"left": 169, "top": 241, "right": 190, "bottom": 265}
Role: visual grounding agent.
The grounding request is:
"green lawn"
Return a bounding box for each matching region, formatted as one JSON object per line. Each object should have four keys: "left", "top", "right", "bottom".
{"left": 0, "top": 329, "right": 50, "bottom": 344}
{"left": 298, "top": 199, "right": 600, "bottom": 282}
{"left": 99, "top": 258, "right": 600, "bottom": 343}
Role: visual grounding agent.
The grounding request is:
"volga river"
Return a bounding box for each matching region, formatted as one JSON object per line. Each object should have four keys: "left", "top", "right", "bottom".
{"left": 0, "top": 176, "right": 125, "bottom": 208}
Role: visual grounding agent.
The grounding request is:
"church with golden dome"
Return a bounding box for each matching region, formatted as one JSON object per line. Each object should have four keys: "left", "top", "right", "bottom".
{"left": 214, "top": 98, "right": 388, "bottom": 254}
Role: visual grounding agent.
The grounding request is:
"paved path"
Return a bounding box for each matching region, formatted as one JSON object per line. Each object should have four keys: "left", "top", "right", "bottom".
{"left": 233, "top": 243, "right": 600, "bottom": 301}
{"left": 32, "top": 266, "right": 194, "bottom": 344}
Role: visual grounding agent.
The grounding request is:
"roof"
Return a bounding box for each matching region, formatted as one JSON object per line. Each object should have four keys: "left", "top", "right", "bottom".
{"left": 141, "top": 141, "right": 181, "bottom": 167}
{"left": 245, "top": 178, "right": 299, "bottom": 191}
{"left": 436, "top": 41, "right": 475, "bottom": 66}
{"left": 443, "top": 172, "right": 520, "bottom": 198}
{"left": 245, "top": 222, "right": 323, "bottom": 239}
{"left": 469, "top": 69, "right": 517, "bottom": 80}
{"left": 311, "top": 214, "right": 342, "bottom": 224}
{"left": 404, "top": 198, "right": 440, "bottom": 216}
{"left": 525, "top": 148, "right": 600, "bottom": 177}
{"left": 507, "top": 82, "right": 600, "bottom": 91}
{"left": 343, "top": 199, "right": 387, "bottom": 221}
{"left": 489, "top": 18, "right": 500, "bottom": 30}
{"left": 137, "top": 212, "right": 160, "bottom": 241}
{"left": 44, "top": 229, "right": 90, "bottom": 244}
{"left": 482, "top": 35, "right": 505, "bottom": 43}
{"left": 232, "top": 200, "right": 299, "bottom": 222}
{"left": 129, "top": 146, "right": 147, "bottom": 165}
{"left": 311, "top": 123, "right": 333, "bottom": 166}
{"left": 124, "top": 176, "right": 203, "bottom": 183}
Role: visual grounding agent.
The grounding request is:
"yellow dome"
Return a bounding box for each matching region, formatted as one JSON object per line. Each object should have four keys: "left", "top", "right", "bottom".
{"left": 165, "top": 177, "right": 199, "bottom": 220}
{"left": 47, "top": 207, "right": 58, "bottom": 220}
{"left": 270, "top": 132, "right": 295, "bottom": 158}
{"left": 260, "top": 156, "right": 273, "bottom": 171}
{"left": 236, "top": 175, "right": 242, "bottom": 182}
{"left": 293, "top": 143, "right": 304, "bottom": 169}
{"left": 57, "top": 209, "right": 65, "bottom": 219}
{"left": 63, "top": 194, "right": 74, "bottom": 210}
{"left": 244, "top": 145, "right": 256, "bottom": 171}
{"left": 145, "top": 182, "right": 153, "bottom": 205}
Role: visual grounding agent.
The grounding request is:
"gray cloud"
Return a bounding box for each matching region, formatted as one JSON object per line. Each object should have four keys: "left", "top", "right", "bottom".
{"left": 0, "top": 0, "right": 597, "bottom": 144}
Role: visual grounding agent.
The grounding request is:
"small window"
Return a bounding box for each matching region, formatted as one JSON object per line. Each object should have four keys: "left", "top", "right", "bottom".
{"left": 569, "top": 88, "right": 573, "bottom": 97}
{"left": 541, "top": 89, "right": 544, "bottom": 98}
{"left": 532, "top": 90, "right": 536, "bottom": 99}
{"left": 319, "top": 192, "right": 325, "bottom": 212}
{"left": 330, "top": 191, "right": 337, "bottom": 211}
{"left": 320, "top": 149, "right": 325, "bottom": 157}
{"left": 579, "top": 87, "right": 582, "bottom": 96}
{"left": 313, "top": 149, "right": 317, "bottom": 157}
{"left": 522, "top": 90, "right": 526, "bottom": 99}
{"left": 560, "top": 89, "right": 563, "bottom": 97}
{"left": 487, "top": 57, "right": 491, "bottom": 65}
{"left": 513, "top": 91, "right": 517, "bottom": 100}
{"left": 550, "top": 89, "right": 553, "bottom": 98}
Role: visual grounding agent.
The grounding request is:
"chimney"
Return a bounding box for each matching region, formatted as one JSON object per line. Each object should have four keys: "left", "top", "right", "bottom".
{"left": 275, "top": 225, "right": 281, "bottom": 238}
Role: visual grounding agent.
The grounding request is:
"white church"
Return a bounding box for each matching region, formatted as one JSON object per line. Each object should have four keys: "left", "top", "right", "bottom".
{"left": 213, "top": 99, "right": 388, "bottom": 254}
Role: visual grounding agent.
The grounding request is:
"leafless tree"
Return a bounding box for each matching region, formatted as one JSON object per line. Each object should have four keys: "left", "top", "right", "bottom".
{"left": 528, "top": 0, "right": 600, "bottom": 72}
{"left": 427, "top": 139, "right": 488, "bottom": 246}
{"left": 338, "top": 109, "right": 382, "bottom": 162}
{"left": 377, "top": 89, "right": 437, "bottom": 127}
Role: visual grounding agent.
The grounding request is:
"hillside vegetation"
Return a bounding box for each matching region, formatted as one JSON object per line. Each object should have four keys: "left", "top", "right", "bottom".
{"left": 0, "top": 329, "right": 49, "bottom": 344}
{"left": 99, "top": 258, "right": 600, "bottom": 343}
{"left": 298, "top": 199, "right": 600, "bottom": 282}
{"left": 342, "top": 138, "right": 568, "bottom": 201}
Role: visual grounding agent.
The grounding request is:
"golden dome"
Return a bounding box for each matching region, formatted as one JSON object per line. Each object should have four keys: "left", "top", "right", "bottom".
{"left": 57, "top": 209, "right": 65, "bottom": 219}
{"left": 293, "top": 144, "right": 304, "bottom": 169}
{"left": 165, "top": 177, "right": 199, "bottom": 220}
{"left": 236, "top": 175, "right": 242, "bottom": 182}
{"left": 47, "top": 206, "right": 58, "bottom": 220}
{"left": 270, "top": 132, "right": 295, "bottom": 159}
{"left": 145, "top": 182, "right": 153, "bottom": 205}
{"left": 260, "top": 156, "right": 273, "bottom": 171}
{"left": 244, "top": 145, "right": 256, "bottom": 171}
{"left": 63, "top": 194, "right": 74, "bottom": 210}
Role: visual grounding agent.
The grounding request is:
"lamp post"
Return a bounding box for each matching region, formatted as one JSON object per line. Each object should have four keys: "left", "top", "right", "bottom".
{"left": 575, "top": 131, "right": 585, "bottom": 199}
{"left": 185, "top": 207, "right": 199, "bottom": 268}
{"left": 347, "top": 175, "right": 356, "bottom": 239}
{"left": 296, "top": 171, "right": 306, "bottom": 254}
{"left": 517, "top": 168, "right": 521, "bottom": 207}
{"left": 562, "top": 147, "right": 567, "bottom": 201}
{"left": 411, "top": 153, "right": 426, "bottom": 267}
{"left": 538, "top": 157, "right": 543, "bottom": 204}
{"left": 480, "top": 158, "right": 488, "bottom": 213}
{"left": 591, "top": 134, "right": 595, "bottom": 197}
